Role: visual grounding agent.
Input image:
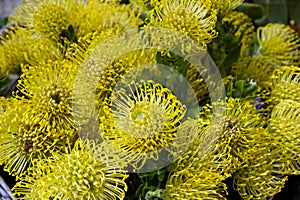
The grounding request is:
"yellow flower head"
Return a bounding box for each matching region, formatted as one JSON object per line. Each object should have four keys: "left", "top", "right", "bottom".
{"left": 268, "top": 100, "right": 300, "bottom": 175}
{"left": 13, "top": 139, "right": 129, "bottom": 200}
{"left": 0, "top": 60, "right": 79, "bottom": 177}
{"left": 76, "top": 2, "right": 142, "bottom": 39}
{"left": 166, "top": 168, "right": 227, "bottom": 200}
{"left": 148, "top": 0, "right": 217, "bottom": 49}
{"left": 211, "top": 0, "right": 243, "bottom": 17}
{"left": 233, "top": 129, "right": 288, "bottom": 200}
{"left": 0, "top": 97, "right": 76, "bottom": 177}
{"left": 0, "top": 26, "right": 61, "bottom": 78}
{"left": 16, "top": 60, "right": 78, "bottom": 131}
{"left": 230, "top": 124, "right": 290, "bottom": 199}
{"left": 222, "top": 11, "right": 255, "bottom": 56}
{"left": 9, "top": 0, "right": 85, "bottom": 41}
{"left": 269, "top": 66, "right": 300, "bottom": 105}
{"left": 232, "top": 56, "right": 280, "bottom": 87}
{"left": 234, "top": 159, "right": 288, "bottom": 199}
{"left": 181, "top": 98, "right": 264, "bottom": 178}
{"left": 100, "top": 80, "right": 193, "bottom": 171}
{"left": 0, "top": 98, "right": 36, "bottom": 176}
{"left": 94, "top": 50, "right": 157, "bottom": 113}
{"left": 255, "top": 23, "right": 300, "bottom": 65}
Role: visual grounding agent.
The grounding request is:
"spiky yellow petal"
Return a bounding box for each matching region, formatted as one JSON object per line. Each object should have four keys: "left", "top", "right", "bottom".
{"left": 268, "top": 100, "right": 300, "bottom": 175}
{"left": 255, "top": 23, "right": 300, "bottom": 66}
{"left": 0, "top": 26, "right": 61, "bottom": 77}
{"left": 148, "top": 0, "right": 217, "bottom": 50}
{"left": 166, "top": 168, "right": 227, "bottom": 200}
{"left": 13, "top": 139, "right": 129, "bottom": 200}
{"left": 269, "top": 66, "right": 300, "bottom": 105}
{"left": 211, "top": 0, "right": 243, "bottom": 17}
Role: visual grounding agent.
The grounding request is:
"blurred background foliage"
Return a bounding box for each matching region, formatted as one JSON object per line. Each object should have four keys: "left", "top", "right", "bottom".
{"left": 242, "top": 0, "right": 300, "bottom": 33}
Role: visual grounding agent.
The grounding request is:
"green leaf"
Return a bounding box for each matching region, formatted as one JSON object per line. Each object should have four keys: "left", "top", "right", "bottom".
{"left": 222, "top": 44, "right": 241, "bottom": 72}
{"left": 157, "top": 170, "right": 165, "bottom": 182}
{"left": 60, "top": 25, "right": 77, "bottom": 42}
{"left": 0, "top": 75, "right": 19, "bottom": 97}
{"left": 235, "top": 80, "right": 245, "bottom": 94}
{"left": 0, "top": 18, "right": 8, "bottom": 29}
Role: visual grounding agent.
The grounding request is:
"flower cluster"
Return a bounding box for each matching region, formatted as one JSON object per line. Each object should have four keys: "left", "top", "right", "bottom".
{"left": 0, "top": 0, "right": 300, "bottom": 199}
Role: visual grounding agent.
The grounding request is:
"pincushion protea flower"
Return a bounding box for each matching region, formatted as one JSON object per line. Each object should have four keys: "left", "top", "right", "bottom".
{"left": 148, "top": 0, "right": 217, "bottom": 50}
{"left": 99, "top": 80, "right": 195, "bottom": 171}
{"left": 255, "top": 23, "right": 300, "bottom": 66}
{"left": 269, "top": 66, "right": 300, "bottom": 105}
{"left": 175, "top": 98, "right": 264, "bottom": 180}
{"left": 0, "top": 96, "right": 78, "bottom": 178}
{"left": 13, "top": 139, "right": 129, "bottom": 200}
{"left": 166, "top": 121, "right": 228, "bottom": 199}
{"left": 0, "top": 97, "right": 37, "bottom": 176}
{"left": 0, "top": 60, "right": 79, "bottom": 176}
{"left": 0, "top": 26, "right": 60, "bottom": 79}
{"left": 9, "top": 0, "right": 85, "bottom": 41}
{"left": 232, "top": 127, "right": 289, "bottom": 199}
{"left": 234, "top": 160, "right": 288, "bottom": 200}
{"left": 268, "top": 100, "right": 300, "bottom": 175}
{"left": 166, "top": 168, "right": 227, "bottom": 199}
{"left": 16, "top": 60, "right": 78, "bottom": 131}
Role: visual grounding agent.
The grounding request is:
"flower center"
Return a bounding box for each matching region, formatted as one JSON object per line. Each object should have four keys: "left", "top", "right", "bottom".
{"left": 223, "top": 117, "right": 240, "bottom": 134}
{"left": 130, "top": 102, "right": 154, "bottom": 126}
{"left": 40, "top": 83, "right": 72, "bottom": 110}
{"left": 165, "top": 9, "right": 199, "bottom": 35}
{"left": 126, "top": 102, "right": 167, "bottom": 138}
